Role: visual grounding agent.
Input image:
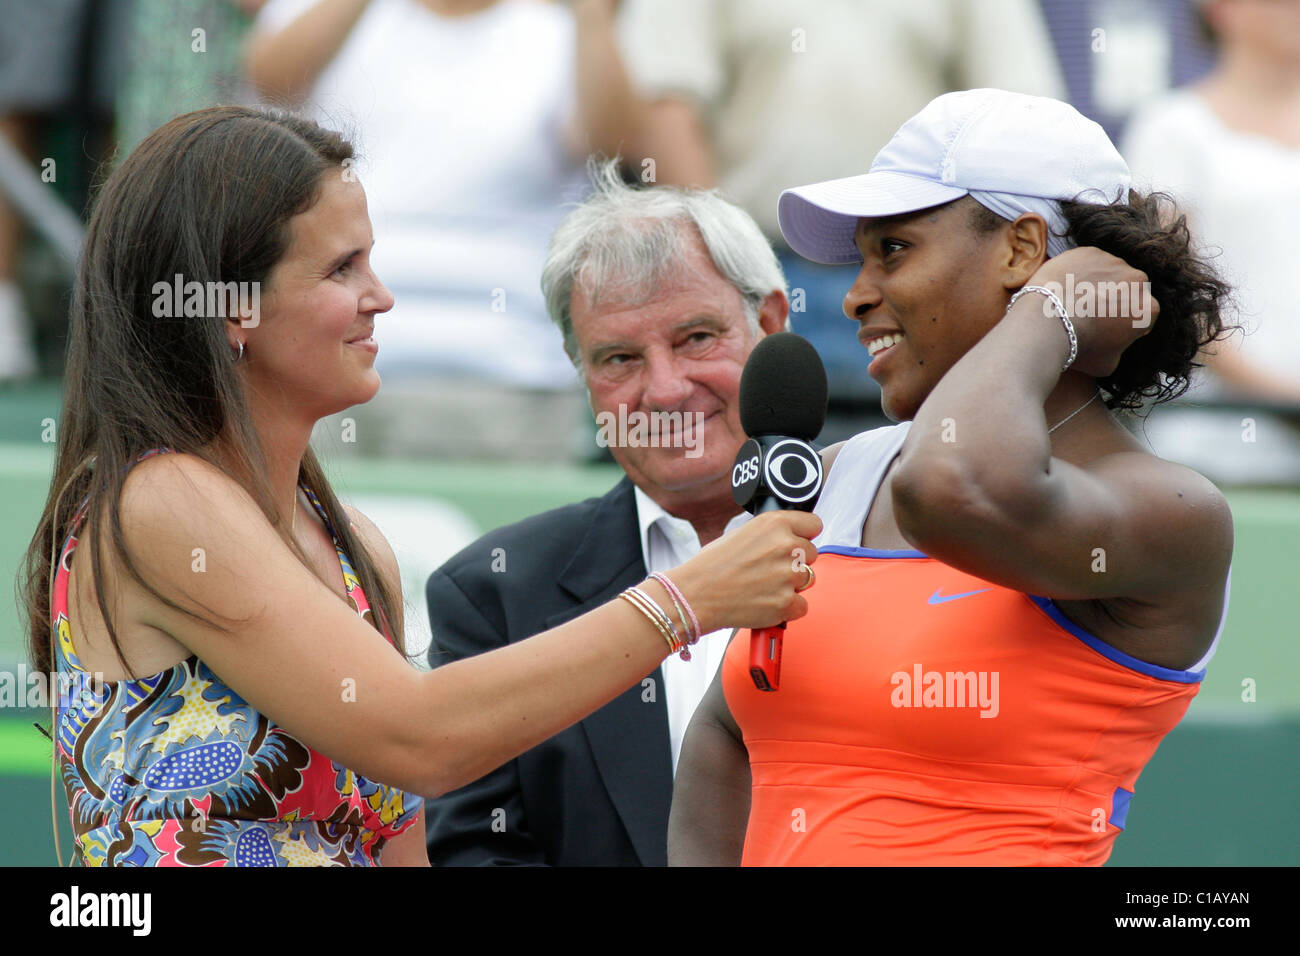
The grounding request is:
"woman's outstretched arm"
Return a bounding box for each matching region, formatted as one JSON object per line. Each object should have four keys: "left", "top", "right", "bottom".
{"left": 118, "top": 452, "right": 819, "bottom": 800}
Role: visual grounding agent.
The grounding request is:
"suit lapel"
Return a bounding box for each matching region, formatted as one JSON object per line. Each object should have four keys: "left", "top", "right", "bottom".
{"left": 545, "top": 477, "right": 673, "bottom": 866}
{"left": 553, "top": 476, "right": 642, "bottom": 603}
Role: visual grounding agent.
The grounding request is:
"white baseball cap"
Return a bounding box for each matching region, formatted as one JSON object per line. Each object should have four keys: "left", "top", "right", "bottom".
{"left": 777, "top": 88, "right": 1131, "bottom": 265}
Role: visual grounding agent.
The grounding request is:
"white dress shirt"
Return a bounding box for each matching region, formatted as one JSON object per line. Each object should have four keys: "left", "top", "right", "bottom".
{"left": 633, "top": 487, "right": 751, "bottom": 774}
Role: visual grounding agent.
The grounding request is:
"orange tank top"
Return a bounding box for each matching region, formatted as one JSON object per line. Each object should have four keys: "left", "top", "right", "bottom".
{"left": 723, "top": 424, "right": 1219, "bottom": 866}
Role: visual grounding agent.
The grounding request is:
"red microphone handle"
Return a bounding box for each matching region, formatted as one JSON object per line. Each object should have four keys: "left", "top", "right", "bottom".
{"left": 749, "top": 623, "right": 786, "bottom": 692}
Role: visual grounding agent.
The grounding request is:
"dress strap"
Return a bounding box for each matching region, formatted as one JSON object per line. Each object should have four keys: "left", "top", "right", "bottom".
{"left": 300, "top": 483, "right": 346, "bottom": 546}
{"left": 814, "top": 423, "right": 911, "bottom": 548}
{"left": 298, "top": 484, "right": 388, "bottom": 638}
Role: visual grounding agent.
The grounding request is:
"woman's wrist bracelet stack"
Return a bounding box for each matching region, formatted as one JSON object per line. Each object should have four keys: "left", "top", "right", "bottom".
{"left": 618, "top": 573, "right": 701, "bottom": 661}
{"left": 1007, "top": 284, "right": 1078, "bottom": 372}
{"left": 650, "top": 572, "right": 701, "bottom": 659}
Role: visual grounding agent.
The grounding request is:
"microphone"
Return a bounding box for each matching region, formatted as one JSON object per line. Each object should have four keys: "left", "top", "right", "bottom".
{"left": 731, "top": 332, "right": 828, "bottom": 691}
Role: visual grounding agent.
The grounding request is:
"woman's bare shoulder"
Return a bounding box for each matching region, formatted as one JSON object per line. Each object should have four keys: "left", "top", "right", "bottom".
{"left": 120, "top": 451, "right": 257, "bottom": 521}
{"left": 115, "top": 452, "right": 278, "bottom": 612}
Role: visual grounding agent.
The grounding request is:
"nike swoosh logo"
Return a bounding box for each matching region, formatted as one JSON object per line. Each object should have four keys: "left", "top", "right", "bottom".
{"left": 928, "top": 588, "right": 991, "bottom": 605}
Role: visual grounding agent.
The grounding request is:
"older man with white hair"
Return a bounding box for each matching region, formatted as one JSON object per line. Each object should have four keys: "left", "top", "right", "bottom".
{"left": 423, "top": 162, "right": 789, "bottom": 866}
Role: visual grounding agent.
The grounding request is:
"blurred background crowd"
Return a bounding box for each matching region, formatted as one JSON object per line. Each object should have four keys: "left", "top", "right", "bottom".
{"left": 1, "top": 0, "right": 1297, "bottom": 480}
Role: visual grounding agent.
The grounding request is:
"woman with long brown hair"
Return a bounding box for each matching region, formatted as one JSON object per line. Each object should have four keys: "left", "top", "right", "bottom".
{"left": 21, "top": 106, "right": 819, "bottom": 866}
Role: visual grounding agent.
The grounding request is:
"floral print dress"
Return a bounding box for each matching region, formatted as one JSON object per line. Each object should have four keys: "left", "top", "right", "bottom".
{"left": 51, "top": 451, "right": 422, "bottom": 866}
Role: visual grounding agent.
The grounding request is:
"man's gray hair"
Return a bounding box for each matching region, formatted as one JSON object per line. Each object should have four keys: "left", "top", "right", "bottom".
{"left": 541, "top": 160, "right": 788, "bottom": 370}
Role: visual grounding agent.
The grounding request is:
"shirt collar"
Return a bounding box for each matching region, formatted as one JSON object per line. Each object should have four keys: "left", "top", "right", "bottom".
{"left": 634, "top": 486, "right": 691, "bottom": 569}
{"left": 633, "top": 485, "right": 751, "bottom": 572}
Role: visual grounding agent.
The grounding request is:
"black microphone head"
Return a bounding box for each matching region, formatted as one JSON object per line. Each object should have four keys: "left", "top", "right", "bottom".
{"left": 738, "top": 332, "right": 828, "bottom": 440}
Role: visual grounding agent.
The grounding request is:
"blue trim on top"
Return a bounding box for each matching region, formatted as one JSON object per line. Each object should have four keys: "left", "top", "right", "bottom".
{"left": 1109, "top": 787, "right": 1133, "bottom": 830}
{"left": 819, "top": 544, "right": 928, "bottom": 559}
{"left": 819, "top": 545, "right": 1206, "bottom": 684}
{"left": 1028, "top": 595, "right": 1204, "bottom": 684}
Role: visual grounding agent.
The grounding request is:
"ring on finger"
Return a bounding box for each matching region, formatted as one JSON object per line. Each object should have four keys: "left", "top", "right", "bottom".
{"left": 796, "top": 564, "right": 815, "bottom": 592}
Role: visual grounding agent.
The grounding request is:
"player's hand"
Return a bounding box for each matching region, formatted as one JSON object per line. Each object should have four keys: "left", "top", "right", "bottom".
{"left": 1025, "top": 246, "right": 1160, "bottom": 378}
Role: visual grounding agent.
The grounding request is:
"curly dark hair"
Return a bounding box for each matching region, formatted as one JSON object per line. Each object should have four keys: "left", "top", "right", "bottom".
{"left": 970, "top": 192, "right": 1235, "bottom": 410}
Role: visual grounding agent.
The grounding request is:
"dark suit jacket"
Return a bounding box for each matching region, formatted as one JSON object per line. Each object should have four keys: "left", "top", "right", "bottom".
{"left": 423, "top": 477, "right": 673, "bottom": 866}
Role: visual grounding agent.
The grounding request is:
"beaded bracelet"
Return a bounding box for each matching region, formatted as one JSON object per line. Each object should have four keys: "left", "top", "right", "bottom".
{"left": 649, "top": 572, "right": 700, "bottom": 661}
{"left": 1007, "top": 284, "right": 1077, "bottom": 372}
{"left": 619, "top": 587, "right": 683, "bottom": 656}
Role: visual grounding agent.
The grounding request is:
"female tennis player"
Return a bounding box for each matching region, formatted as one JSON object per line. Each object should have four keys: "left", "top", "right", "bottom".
{"left": 668, "top": 89, "right": 1234, "bottom": 866}
{"left": 19, "top": 106, "right": 819, "bottom": 867}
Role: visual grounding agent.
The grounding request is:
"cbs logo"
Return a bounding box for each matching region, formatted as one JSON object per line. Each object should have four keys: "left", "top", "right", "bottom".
{"left": 732, "top": 455, "right": 761, "bottom": 487}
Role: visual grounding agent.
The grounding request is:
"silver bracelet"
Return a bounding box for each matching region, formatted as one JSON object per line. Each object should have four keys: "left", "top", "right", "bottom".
{"left": 1008, "top": 284, "right": 1077, "bottom": 372}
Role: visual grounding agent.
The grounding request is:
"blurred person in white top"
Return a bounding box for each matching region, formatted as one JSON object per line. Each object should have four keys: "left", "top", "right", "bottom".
{"left": 1122, "top": 0, "right": 1300, "bottom": 482}
{"left": 245, "top": 0, "right": 590, "bottom": 410}
{"left": 1124, "top": 0, "right": 1300, "bottom": 403}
